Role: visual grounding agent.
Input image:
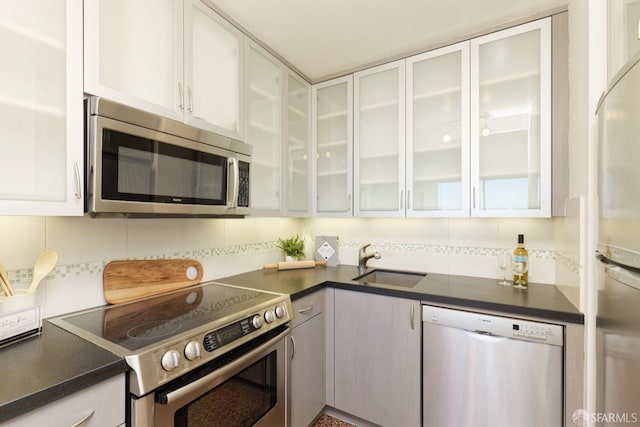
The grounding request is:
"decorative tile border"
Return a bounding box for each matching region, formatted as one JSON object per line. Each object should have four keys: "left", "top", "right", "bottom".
{"left": 555, "top": 251, "right": 581, "bottom": 276}
{"left": 341, "top": 240, "right": 555, "bottom": 260}
{"left": 6, "top": 239, "right": 568, "bottom": 285}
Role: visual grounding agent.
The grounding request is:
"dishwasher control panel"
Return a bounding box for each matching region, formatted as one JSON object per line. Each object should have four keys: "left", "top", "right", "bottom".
{"left": 422, "top": 305, "right": 564, "bottom": 347}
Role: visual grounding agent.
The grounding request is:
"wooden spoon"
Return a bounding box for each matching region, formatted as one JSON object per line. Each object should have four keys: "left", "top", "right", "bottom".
{"left": 26, "top": 251, "right": 58, "bottom": 294}
{"left": 0, "top": 262, "right": 14, "bottom": 296}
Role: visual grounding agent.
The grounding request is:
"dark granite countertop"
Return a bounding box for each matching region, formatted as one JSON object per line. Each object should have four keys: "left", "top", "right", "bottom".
{"left": 219, "top": 265, "right": 584, "bottom": 324}
{"left": 0, "top": 321, "right": 127, "bottom": 422}
{"left": 0, "top": 264, "right": 582, "bottom": 422}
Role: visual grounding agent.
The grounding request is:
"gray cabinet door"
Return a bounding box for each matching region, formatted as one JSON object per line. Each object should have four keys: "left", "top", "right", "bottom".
{"left": 334, "top": 289, "right": 421, "bottom": 427}
{"left": 290, "top": 313, "right": 325, "bottom": 427}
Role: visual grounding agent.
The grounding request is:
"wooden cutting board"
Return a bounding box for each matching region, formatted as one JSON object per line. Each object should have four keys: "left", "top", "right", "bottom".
{"left": 103, "top": 259, "right": 204, "bottom": 304}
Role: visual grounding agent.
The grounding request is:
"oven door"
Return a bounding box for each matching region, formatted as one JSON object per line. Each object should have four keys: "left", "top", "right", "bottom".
{"left": 132, "top": 328, "right": 289, "bottom": 427}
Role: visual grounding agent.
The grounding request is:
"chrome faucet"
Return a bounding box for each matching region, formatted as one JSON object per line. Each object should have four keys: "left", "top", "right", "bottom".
{"left": 358, "top": 243, "right": 381, "bottom": 275}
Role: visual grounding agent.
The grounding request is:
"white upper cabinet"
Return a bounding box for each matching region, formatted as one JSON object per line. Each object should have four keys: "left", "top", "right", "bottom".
{"left": 312, "top": 76, "right": 354, "bottom": 217}
{"left": 470, "top": 18, "right": 551, "bottom": 217}
{"left": 284, "top": 71, "right": 312, "bottom": 216}
{"left": 406, "top": 42, "right": 470, "bottom": 217}
{"left": 0, "top": 0, "right": 83, "bottom": 215}
{"left": 245, "top": 40, "right": 282, "bottom": 214}
{"left": 354, "top": 60, "right": 406, "bottom": 217}
{"left": 84, "top": 0, "right": 243, "bottom": 140}
{"left": 184, "top": 0, "right": 243, "bottom": 138}
{"left": 608, "top": 0, "right": 640, "bottom": 79}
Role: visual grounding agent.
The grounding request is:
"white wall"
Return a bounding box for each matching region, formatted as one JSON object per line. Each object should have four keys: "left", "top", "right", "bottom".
{"left": 0, "top": 216, "right": 297, "bottom": 317}
{"left": 0, "top": 215, "right": 557, "bottom": 318}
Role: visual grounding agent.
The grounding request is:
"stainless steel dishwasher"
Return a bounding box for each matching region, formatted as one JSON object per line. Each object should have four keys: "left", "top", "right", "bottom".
{"left": 422, "top": 305, "right": 564, "bottom": 427}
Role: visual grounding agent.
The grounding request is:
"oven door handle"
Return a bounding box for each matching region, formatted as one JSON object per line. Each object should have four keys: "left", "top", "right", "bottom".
{"left": 157, "top": 327, "right": 290, "bottom": 406}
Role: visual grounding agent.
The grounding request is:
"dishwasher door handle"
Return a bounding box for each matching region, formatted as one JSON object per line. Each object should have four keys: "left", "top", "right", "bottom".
{"left": 464, "top": 329, "right": 508, "bottom": 342}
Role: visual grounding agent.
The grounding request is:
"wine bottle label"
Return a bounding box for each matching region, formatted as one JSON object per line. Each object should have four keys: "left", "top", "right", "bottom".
{"left": 514, "top": 255, "right": 528, "bottom": 262}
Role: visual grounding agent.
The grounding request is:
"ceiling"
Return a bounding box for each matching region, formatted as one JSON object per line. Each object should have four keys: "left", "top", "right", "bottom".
{"left": 209, "top": 0, "right": 568, "bottom": 83}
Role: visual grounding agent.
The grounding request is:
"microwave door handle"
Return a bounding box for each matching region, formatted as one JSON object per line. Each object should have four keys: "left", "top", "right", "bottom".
{"left": 227, "top": 157, "right": 239, "bottom": 208}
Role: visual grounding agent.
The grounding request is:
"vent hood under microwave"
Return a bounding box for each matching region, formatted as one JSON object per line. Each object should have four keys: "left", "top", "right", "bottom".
{"left": 85, "top": 97, "right": 251, "bottom": 218}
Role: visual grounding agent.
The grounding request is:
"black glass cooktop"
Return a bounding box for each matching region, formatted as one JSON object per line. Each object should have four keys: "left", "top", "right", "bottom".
{"left": 60, "top": 283, "right": 277, "bottom": 351}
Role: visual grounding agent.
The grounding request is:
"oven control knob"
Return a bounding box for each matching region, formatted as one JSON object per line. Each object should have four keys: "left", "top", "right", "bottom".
{"left": 252, "top": 314, "right": 263, "bottom": 329}
{"left": 161, "top": 349, "right": 181, "bottom": 371}
{"left": 264, "top": 309, "right": 276, "bottom": 324}
{"left": 184, "top": 341, "right": 201, "bottom": 361}
{"left": 275, "top": 305, "right": 286, "bottom": 319}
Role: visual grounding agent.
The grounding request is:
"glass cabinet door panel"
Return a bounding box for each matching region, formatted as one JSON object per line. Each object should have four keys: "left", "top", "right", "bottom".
{"left": 0, "top": 0, "right": 83, "bottom": 214}
{"left": 246, "top": 43, "right": 282, "bottom": 213}
{"left": 407, "top": 43, "right": 469, "bottom": 217}
{"left": 471, "top": 18, "right": 551, "bottom": 217}
{"left": 314, "top": 77, "right": 353, "bottom": 215}
{"left": 187, "top": 1, "right": 242, "bottom": 139}
{"left": 355, "top": 62, "right": 404, "bottom": 215}
{"left": 608, "top": 0, "right": 640, "bottom": 78}
{"left": 86, "top": 0, "right": 181, "bottom": 118}
{"left": 285, "top": 73, "right": 311, "bottom": 215}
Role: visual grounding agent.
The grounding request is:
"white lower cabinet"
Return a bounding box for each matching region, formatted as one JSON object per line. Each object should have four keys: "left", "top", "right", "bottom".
{"left": 289, "top": 290, "right": 325, "bottom": 427}
{"left": 333, "top": 290, "right": 421, "bottom": 427}
{"left": 2, "top": 375, "right": 125, "bottom": 427}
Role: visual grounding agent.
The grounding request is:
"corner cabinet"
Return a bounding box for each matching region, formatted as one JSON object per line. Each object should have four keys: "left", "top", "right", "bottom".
{"left": 288, "top": 290, "right": 325, "bottom": 427}
{"left": 470, "top": 18, "right": 551, "bottom": 217}
{"left": 354, "top": 60, "right": 406, "bottom": 217}
{"left": 333, "top": 290, "right": 421, "bottom": 427}
{"left": 0, "top": 0, "right": 83, "bottom": 215}
{"left": 84, "top": 0, "right": 243, "bottom": 141}
{"left": 284, "top": 71, "right": 312, "bottom": 216}
{"left": 312, "top": 76, "right": 354, "bottom": 217}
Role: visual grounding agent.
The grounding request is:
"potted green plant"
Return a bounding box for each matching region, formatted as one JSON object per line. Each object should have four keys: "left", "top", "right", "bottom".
{"left": 276, "top": 235, "right": 305, "bottom": 261}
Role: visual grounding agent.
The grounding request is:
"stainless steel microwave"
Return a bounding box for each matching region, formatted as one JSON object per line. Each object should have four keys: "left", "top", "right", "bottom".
{"left": 85, "top": 97, "right": 251, "bottom": 218}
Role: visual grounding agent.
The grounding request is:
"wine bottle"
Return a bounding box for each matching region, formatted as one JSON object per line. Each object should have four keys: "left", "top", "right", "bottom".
{"left": 513, "top": 234, "right": 529, "bottom": 288}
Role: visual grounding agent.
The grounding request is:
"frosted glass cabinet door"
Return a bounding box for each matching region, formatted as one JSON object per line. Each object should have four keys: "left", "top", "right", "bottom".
{"left": 0, "top": 0, "right": 83, "bottom": 215}
{"left": 185, "top": 1, "right": 243, "bottom": 140}
{"left": 354, "top": 61, "right": 405, "bottom": 217}
{"left": 84, "top": 0, "right": 183, "bottom": 121}
{"left": 406, "top": 42, "right": 470, "bottom": 217}
{"left": 470, "top": 18, "right": 551, "bottom": 217}
{"left": 285, "top": 72, "right": 311, "bottom": 216}
{"left": 312, "top": 76, "right": 353, "bottom": 216}
{"left": 246, "top": 42, "right": 282, "bottom": 214}
{"left": 608, "top": 0, "right": 640, "bottom": 78}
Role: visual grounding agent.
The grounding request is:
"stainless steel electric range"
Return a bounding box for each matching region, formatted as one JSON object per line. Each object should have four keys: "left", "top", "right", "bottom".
{"left": 50, "top": 282, "right": 293, "bottom": 427}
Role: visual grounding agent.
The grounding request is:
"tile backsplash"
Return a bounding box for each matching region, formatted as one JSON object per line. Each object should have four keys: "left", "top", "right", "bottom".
{"left": 0, "top": 215, "right": 576, "bottom": 318}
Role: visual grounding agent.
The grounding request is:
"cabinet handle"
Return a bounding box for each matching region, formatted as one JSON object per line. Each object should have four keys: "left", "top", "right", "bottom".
{"left": 187, "top": 86, "right": 193, "bottom": 112}
{"left": 637, "top": 18, "right": 640, "bottom": 40}
{"left": 400, "top": 190, "right": 404, "bottom": 210}
{"left": 73, "top": 162, "right": 81, "bottom": 199}
{"left": 290, "top": 335, "right": 296, "bottom": 360}
{"left": 472, "top": 187, "right": 476, "bottom": 209}
{"left": 70, "top": 410, "right": 95, "bottom": 427}
{"left": 297, "top": 305, "right": 313, "bottom": 314}
{"left": 178, "top": 82, "right": 184, "bottom": 109}
{"left": 407, "top": 189, "right": 411, "bottom": 210}
{"left": 410, "top": 303, "right": 415, "bottom": 330}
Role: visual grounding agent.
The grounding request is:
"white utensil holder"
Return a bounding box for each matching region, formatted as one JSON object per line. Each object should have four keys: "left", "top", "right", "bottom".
{"left": 0, "top": 290, "right": 42, "bottom": 346}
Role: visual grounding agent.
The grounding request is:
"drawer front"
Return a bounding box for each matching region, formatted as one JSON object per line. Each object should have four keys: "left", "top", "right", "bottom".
{"left": 2, "top": 374, "right": 125, "bottom": 427}
{"left": 290, "top": 289, "right": 325, "bottom": 328}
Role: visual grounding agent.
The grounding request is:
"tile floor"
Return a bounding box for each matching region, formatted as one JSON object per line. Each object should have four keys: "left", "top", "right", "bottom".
{"left": 312, "top": 414, "right": 356, "bottom": 427}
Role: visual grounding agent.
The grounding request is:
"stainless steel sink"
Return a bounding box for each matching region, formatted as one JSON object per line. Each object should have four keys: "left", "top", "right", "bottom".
{"left": 353, "top": 269, "right": 426, "bottom": 288}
